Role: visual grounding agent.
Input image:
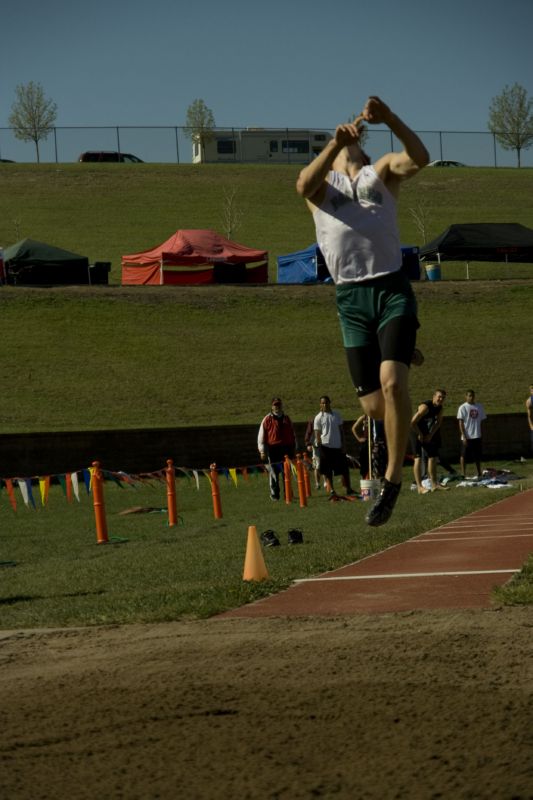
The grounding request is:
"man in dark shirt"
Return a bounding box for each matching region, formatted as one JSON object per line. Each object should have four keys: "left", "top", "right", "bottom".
{"left": 411, "top": 389, "right": 447, "bottom": 493}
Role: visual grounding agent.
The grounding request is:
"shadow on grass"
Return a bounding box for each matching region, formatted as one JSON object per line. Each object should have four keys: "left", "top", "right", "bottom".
{"left": 0, "top": 589, "right": 106, "bottom": 606}
{"left": 0, "top": 595, "right": 40, "bottom": 605}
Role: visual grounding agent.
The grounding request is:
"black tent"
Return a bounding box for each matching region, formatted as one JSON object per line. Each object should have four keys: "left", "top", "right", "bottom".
{"left": 419, "top": 223, "right": 533, "bottom": 263}
{"left": 2, "top": 239, "right": 109, "bottom": 285}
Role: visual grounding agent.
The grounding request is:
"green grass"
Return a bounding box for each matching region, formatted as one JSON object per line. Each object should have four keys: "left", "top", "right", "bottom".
{"left": 495, "top": 554, "right": 533, "bottom": 604}
{"left": 2, "top": 460, "right": 532, "bottom": 628}
{"left": 1, "top": 163, "right": 532, "bottom": 282}
{"left": 0, "top": 281, "right": 531, "bottom": 431}
{"left": 0, "top": 163, "right": 532, "bottom": 432}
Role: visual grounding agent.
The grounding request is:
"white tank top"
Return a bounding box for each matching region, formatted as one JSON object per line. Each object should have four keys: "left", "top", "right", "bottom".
{"left": 313, "top": 165, "right": 402, "bottom": 284}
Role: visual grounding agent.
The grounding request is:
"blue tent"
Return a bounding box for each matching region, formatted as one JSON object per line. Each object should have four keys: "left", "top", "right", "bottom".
{"left": 278, "top": 244, "right": 420, "bottom": 283}
{"left": 277, "top": 244, "right": 332, "bottom": 284}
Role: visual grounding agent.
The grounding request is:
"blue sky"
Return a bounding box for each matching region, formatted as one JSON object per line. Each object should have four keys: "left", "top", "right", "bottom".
{"left": 1, "top": 0, "right": 533, "bottom": 162}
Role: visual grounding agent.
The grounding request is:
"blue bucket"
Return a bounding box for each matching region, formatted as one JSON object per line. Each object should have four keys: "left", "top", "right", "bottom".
{"left": 426, "top": 264, "right": 441, "bottom": 281}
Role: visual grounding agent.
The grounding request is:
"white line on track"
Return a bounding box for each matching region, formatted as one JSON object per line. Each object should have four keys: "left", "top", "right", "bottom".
{"left": 413, "top": 533, "right": 533, "bottom": 542}
{"left": 439, "top": 520, "right": 533, "bottom": 527}
{"left": 445, "top": 517, "right": 533, "bottom": 521}
{"left": 295, "top": 569, "right": 518, "bottom": 583}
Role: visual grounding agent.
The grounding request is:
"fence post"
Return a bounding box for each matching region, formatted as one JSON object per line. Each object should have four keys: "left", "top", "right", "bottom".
{"left": 92, "top": 461, "right": 109, "bottom": 544}
{"left": 174, "top": 127, "right": 180, "bottom": 164}
{"left": 166, "top": 459, "right": 178, "bottom": 526}
{"left": 210, "top": 463, "right": 223, "bottom": 519}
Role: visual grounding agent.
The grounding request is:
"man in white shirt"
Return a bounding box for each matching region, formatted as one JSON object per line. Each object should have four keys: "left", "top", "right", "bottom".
{"left": 314, "top": 396, "right": 355, "bottom": 498}
{"left": 457, "top": 390, "right": 487, "bottom": 479}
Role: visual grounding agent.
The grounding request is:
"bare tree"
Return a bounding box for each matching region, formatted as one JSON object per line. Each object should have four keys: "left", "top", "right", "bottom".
{"left": 9, "top": 81, "right": 57, "bottom": 163}
{"left": 409, "top": 196, "right": 432, "bottom": 245}
{"left": 220, "top": 186, "right": 243, "bottom": 240}
{"left": 488, "top": 83, "right": 533, "bottom": 167}
{"left": 184, "top": 99, "right": 215, "bottom": 162}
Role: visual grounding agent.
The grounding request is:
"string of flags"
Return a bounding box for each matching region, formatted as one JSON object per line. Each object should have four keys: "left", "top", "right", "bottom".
{"left": 0, "top": 460, "right": 288, "bottom": 512}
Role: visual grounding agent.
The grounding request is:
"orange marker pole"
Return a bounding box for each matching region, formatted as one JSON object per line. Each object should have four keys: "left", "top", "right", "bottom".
{"left": 302, "top": 451, "right": 312, "bottom": 498}
{"left": 296, "top": 453, "right": 307, "bottom": 508}
{"left": 210, "top": 463, "right": 223, "bottom": 519}
{"left": 284, "top": 455, "right": 293, "bottom": 504}
{"left": 92, "top": 461, "right": 109, "bottom": 545}
{"left": 166, "top": 459, "right": 178, "bottom": 527}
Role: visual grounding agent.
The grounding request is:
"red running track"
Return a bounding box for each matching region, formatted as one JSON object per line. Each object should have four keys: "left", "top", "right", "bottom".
{"left": 222, "top": 488, "right": 533, "bottom": 617}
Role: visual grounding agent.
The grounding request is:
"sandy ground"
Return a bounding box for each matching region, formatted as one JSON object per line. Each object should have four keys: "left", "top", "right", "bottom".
{"left": 1, "top": 608, "right": 532, "bottom": 800}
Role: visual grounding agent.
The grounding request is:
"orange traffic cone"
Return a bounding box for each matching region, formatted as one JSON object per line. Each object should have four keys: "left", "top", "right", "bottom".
{"left": 243, "top": 525, "right": 269, "bottom": 582}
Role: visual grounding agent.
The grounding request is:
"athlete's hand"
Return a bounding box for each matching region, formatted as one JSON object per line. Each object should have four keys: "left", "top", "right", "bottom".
{"left": 362, "top": 96, "right": 392, "bottom": 125}
{"left": 334, "top": 117, "right": 364, "bottom": 148}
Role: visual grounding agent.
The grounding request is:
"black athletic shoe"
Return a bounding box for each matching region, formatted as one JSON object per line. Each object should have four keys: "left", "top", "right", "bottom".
{"left": 260, "top": 529, "right": 280, "bottom": 547}
{"left": 365, "top": 480, "right": 401, "bottom": 527}
{"left": 287, "top": 528, "right": 304, "bottom": 545}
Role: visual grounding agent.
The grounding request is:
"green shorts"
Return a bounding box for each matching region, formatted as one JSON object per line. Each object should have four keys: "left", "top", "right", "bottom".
{"left": 336, "top": 270, "right": 418, "bottom": 349}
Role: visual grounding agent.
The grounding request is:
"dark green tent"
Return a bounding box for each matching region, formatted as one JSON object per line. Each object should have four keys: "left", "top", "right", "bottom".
{"left": 2, "top": 239, "right": 109, "bottom": 285}
{"left": 419, "top": 223, "right": 533, "bottom": 263}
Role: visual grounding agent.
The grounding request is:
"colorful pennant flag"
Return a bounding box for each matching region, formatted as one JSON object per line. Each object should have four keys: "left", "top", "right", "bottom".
{"left": 71, "top": 472, "right": 80, "bottom": 502}
{"left": 17, "top": 479, "right": 30, "bottom": 508}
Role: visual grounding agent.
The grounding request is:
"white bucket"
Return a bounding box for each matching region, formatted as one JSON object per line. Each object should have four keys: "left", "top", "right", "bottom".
{"left": 360, "top": 479, "right": 381, "bottom": 501}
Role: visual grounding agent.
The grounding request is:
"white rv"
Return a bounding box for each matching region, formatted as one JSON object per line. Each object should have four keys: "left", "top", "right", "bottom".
{"left": 192, "top": 128, "right": 333, "bottom": 164}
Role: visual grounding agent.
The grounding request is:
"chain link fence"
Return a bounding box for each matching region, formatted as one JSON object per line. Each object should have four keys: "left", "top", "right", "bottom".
{"left": 0, "top": 126, "right": 531, "bottom": 168}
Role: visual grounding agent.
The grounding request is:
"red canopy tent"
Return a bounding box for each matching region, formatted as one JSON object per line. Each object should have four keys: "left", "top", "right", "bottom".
{"left": 121, "top": 229, "right": 268, "bottom": 285}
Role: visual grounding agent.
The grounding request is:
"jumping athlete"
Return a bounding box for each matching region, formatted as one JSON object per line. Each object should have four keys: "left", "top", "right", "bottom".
{"left": 296, "top": 96, "right": 429, "bottom": 526}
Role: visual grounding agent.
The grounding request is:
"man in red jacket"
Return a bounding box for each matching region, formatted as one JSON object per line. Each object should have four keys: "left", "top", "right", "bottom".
{"left": 258, "top": 397, "right": 297, "bottom": 500}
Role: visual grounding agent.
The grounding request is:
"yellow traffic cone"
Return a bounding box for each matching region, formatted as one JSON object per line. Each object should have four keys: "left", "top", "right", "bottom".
{"left": 243, "top": 525, "right": 269, "bottom": 582}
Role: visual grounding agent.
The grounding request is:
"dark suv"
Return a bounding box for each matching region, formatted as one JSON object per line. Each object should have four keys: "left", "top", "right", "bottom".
{"left": 78, "top": 151, "right": 144, "bottom": 163}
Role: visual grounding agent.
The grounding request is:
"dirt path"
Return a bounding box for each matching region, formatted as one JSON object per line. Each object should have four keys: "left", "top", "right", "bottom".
{"left": 1, "top": 608, "right": 532, "bottom": 799}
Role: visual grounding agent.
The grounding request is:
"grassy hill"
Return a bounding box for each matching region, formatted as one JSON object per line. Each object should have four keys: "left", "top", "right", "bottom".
{"left": 0, "top": 164, "right": 532, "bottom": 432}
{"left": 1, "top": 163, "right": 532, "bottom": 281}
{"left": 0, "top": 281, "right": 531, "bottom": 432}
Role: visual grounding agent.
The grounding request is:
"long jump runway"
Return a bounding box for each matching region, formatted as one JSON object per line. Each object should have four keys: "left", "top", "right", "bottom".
{"left": 223, "top": 488, "right": 533, "bottom": 617}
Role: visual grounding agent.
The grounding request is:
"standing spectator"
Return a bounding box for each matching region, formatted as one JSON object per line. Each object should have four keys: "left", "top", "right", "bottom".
{"left": 411, "top": 389, "right": 447, "bottom": 493}
{"left": 258, "top": 397, "right": 296, "bottom": 501}
{"left": 296, "top": 95, "right": 429, "bottom": 526}
{"left": 352, "top": 415, "right": 370, "bottom": 479}
{"left": 353, "top": 415, "right": 388, "bottom": 480}
{"left": 526, "top": 384, "right": 533, "bottom": 454}
{"left": 304, "top": 417, "right": 322, "bottom": 490}
{"left": 457, "top": 390, "right": 487, "bottom": 479}
{"left": 314, "top": 396, "right": 356, "bottom": 498}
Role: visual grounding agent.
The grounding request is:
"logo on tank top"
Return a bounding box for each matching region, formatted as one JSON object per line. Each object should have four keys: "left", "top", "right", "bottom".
{"left": 330, "top": 188, "right": 353, "bottom": 212}
{"left": 356, "top": 184, "right": 383, "bottom": 205}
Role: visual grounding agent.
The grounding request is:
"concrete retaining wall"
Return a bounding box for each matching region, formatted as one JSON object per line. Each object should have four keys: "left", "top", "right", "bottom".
{"left": 0, "top": 413, "right": 530, "bottom": 476}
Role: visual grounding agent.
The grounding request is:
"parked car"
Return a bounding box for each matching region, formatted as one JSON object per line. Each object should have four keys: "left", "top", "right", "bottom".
{"left": 78, "top": 151, "right": 144, "bottom": 163}
{"left": 428, "top": 159, "right": 467, "bottom": 167}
